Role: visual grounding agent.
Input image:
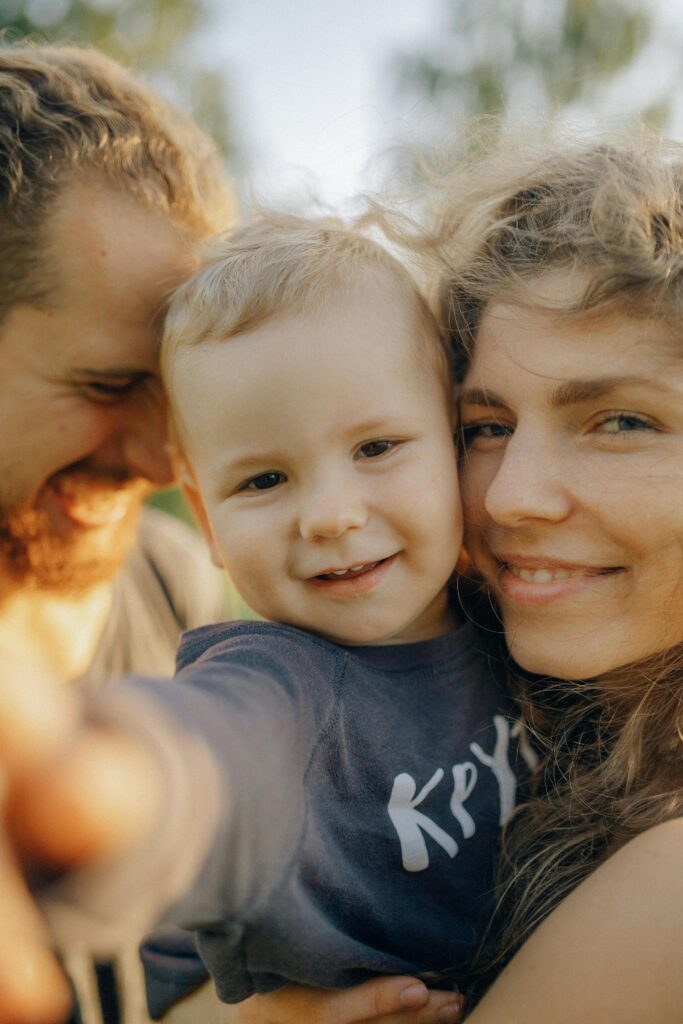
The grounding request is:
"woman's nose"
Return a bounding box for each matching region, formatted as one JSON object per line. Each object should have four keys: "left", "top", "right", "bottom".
{"left": 482, "top": 433, "right": 574, "bottom": 527}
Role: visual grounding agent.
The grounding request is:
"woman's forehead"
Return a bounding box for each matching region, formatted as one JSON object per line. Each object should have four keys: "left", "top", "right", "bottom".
{"left": 467, "top": 294, "right": 682, "bottom": 392}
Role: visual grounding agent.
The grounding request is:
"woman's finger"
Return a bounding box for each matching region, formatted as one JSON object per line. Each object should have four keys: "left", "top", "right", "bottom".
{"left": 233, "top": 978, "right": 464, "bottom": 1024}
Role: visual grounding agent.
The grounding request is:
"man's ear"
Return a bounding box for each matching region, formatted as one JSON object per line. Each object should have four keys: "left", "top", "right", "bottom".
{"left": 178, "top": 463, "right": 224, "bottom": 570}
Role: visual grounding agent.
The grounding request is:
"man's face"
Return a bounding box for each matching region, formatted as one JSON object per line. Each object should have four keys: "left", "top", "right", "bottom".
{"left": 0, "top": 180, "right": 197, "bottom": 593}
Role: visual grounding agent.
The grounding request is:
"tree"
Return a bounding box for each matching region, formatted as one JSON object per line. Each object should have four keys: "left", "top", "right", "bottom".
{"left": 0, "top": 0, "right": 238, "bottom": 162}
{"left": 393, "top": 0, "right": 676, "bottom": 141}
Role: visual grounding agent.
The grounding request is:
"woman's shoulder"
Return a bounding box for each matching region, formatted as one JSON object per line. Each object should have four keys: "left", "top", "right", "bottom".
{"left": 569, "top": 816, "right": 683, "bottom": 914}
{"left": 466, "top": 816, "right": 683, "bottom": 1023}
{"left": 614, "top": 816, "right": 683, "bottom": 873}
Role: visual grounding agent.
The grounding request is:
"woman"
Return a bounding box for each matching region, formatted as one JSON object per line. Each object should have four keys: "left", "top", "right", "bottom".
{"left": 217, "top": 136, "right": 683, "bottom": 1023}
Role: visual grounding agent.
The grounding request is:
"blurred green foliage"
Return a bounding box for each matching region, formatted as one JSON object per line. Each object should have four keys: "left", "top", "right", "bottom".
{"left": 147, "top": 485, "right": 194, "bottom": 527}
{"left": 0, "top": 0, "right": 238, "bottom": 160}
{"left": 149, "top": 487, "right": 257, "bottom": 619}
{"left": 394, "top": 0, "right": 672, "bottom": 133}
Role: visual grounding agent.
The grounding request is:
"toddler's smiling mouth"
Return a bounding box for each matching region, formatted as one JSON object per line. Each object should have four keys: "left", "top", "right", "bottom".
{"left": 305, "top": 555, "right": 398, "bottom": 594}
{"left": 315, "top": 560, "right": 383, "bottom": 581}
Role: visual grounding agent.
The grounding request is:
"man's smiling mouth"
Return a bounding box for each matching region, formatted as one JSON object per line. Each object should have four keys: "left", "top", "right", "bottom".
{"left": 44, "top": 472, "right": 144, "bottom": 529}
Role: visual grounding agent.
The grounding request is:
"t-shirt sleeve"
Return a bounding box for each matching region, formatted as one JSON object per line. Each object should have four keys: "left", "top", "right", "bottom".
{"left": 40, "top": 630, "right": 342, "bottom": 955}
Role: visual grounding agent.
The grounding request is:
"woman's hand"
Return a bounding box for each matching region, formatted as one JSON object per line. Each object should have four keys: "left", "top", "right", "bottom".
{"left": 232, "top": 978, "right": 464, "bottom": 1024}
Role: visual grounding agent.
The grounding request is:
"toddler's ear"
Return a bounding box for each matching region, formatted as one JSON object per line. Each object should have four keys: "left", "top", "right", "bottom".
{"left": 176, "top": 459, "right": 224, "bottom": 570}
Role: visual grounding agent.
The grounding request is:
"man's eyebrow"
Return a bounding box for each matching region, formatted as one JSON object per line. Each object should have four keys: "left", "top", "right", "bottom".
{"left": 70, "top": 367, "right": 152, "bottom": 380}
{"left": 461, "top": 377, "right": 672, "bottom": 411}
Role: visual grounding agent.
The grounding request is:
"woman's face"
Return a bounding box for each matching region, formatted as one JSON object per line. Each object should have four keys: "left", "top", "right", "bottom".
{"left": 460, "top": 273, "right": 683, "bottom": 679}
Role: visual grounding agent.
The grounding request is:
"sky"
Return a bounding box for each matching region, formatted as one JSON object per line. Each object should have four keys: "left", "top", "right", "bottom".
{"left": 189, "top": 0, "right": 683, "bottom": 214}
{"left": 199, "top": 0, "right": 444, "bottom": 211}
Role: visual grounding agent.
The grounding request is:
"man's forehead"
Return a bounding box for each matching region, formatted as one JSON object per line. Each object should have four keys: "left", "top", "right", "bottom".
{"left": 43, "top": 180, "right": 198, "bottom": 330}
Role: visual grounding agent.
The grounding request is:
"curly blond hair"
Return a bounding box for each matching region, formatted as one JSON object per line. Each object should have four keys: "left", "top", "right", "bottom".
{"left": 162, "top": 209, "right": 450, "bottom": 396}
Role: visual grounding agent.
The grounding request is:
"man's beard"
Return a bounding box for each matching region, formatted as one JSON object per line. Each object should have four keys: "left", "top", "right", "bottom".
{"left": 0, "top": 493, "right": 144, "bottom": 595}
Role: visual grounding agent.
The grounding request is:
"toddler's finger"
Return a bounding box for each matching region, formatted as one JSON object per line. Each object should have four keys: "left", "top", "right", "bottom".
{"left": 7, "top": 726, "right": 163, "bottom": 865}
{"left": 0, "top": 831, "right": 72, "bottom": 1023}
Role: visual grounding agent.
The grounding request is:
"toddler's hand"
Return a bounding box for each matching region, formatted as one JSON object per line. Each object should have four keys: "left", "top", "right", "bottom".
{"left": 0, "top": 658, "right": 162, "bottom": 1022}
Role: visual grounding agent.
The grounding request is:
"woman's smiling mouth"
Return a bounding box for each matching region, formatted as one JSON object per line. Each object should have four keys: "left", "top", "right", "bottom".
{"left": 494, "top": 556, "right": 624, "bottom": 605}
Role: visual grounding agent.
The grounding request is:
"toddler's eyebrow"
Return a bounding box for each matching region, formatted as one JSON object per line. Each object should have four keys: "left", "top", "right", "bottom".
{"left": 219, "top": 452, "right": 284, "bottom": 473}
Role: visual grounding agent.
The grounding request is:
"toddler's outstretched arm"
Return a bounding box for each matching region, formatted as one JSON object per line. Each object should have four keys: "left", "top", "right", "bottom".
{"left": 0, "top": 659, "right": 165, "bottom": 1022}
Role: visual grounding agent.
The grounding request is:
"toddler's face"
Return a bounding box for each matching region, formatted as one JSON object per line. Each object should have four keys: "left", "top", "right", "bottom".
{"left": 174, "top": 274, "right": 462, "bottom": 645}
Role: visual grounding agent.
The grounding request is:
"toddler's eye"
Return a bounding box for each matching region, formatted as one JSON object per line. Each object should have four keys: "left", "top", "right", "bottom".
{"left": 357, "top": 439, "right": 395, "bottom": 459}
{"left": 243, "top": 472, "right": 286, "bottom": 491}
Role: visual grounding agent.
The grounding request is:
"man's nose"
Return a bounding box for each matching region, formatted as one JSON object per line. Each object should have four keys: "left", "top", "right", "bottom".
{"left": 104, "top": 391, "right": 174, "bottom": 487}
{"left": 119, "top": 431, "right": 175, "bottom": 487}
{"left": 298, "top": 481, "right": 368, "bottom": 541}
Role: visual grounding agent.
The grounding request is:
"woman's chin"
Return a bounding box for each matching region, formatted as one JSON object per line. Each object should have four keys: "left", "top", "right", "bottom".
{"left": 499, "top": 605, "right": 640, "bottom": 679}
{"left": 506, "top": 635, "right": 616, "bottom": 681}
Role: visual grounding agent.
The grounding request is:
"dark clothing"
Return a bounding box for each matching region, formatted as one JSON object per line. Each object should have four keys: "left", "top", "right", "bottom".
{"left": 137, "top": 618, "right": 527, "bottom": 1016}
{"left": 68, "top": 508, "right": 225, "bottom": 1024}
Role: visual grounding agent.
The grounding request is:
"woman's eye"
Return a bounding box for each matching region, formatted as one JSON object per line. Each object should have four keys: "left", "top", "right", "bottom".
{"left": 594, "top": 412, "right": 656, "bottom": 434}
{"left": 242, "top": 472, "right": 286, "bottom": 492}
{"left": 460, "top": 422, "right": 512, "bottom": 449}
{"left": 357, "top": 439, "right": 396, "bottom": 459}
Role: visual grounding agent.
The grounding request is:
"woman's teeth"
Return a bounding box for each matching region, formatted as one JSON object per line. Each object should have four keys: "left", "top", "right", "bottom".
{"left": 507, "top": 565, "right": 605, "bottom": 583}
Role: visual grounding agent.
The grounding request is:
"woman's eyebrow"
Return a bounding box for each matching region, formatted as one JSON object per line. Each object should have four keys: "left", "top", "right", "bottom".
{"left": 459, "top": 388, "right": 507, "bottom": 409}
{"left": 550, "top": 375, "right": 668, "bottom": 407}
{"left": 462, "top": 377, "right": 675, "bottom": 410}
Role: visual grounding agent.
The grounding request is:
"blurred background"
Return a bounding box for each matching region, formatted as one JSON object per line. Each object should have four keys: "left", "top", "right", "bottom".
{"left": 3, "top": 0, "right": 681, "bottom": 580}
{"left": 4, "top": 0, "right": 683, "bottom": 208}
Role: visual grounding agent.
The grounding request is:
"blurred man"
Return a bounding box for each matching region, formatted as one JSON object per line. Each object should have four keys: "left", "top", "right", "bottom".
{"left": 0, "top": 43, "right": 231, "bottom": 1024}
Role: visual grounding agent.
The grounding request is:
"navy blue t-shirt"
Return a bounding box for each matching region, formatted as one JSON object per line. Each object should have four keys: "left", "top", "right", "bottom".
{"left": 138, "top": 619, "right": 530, "bottom": 1016}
